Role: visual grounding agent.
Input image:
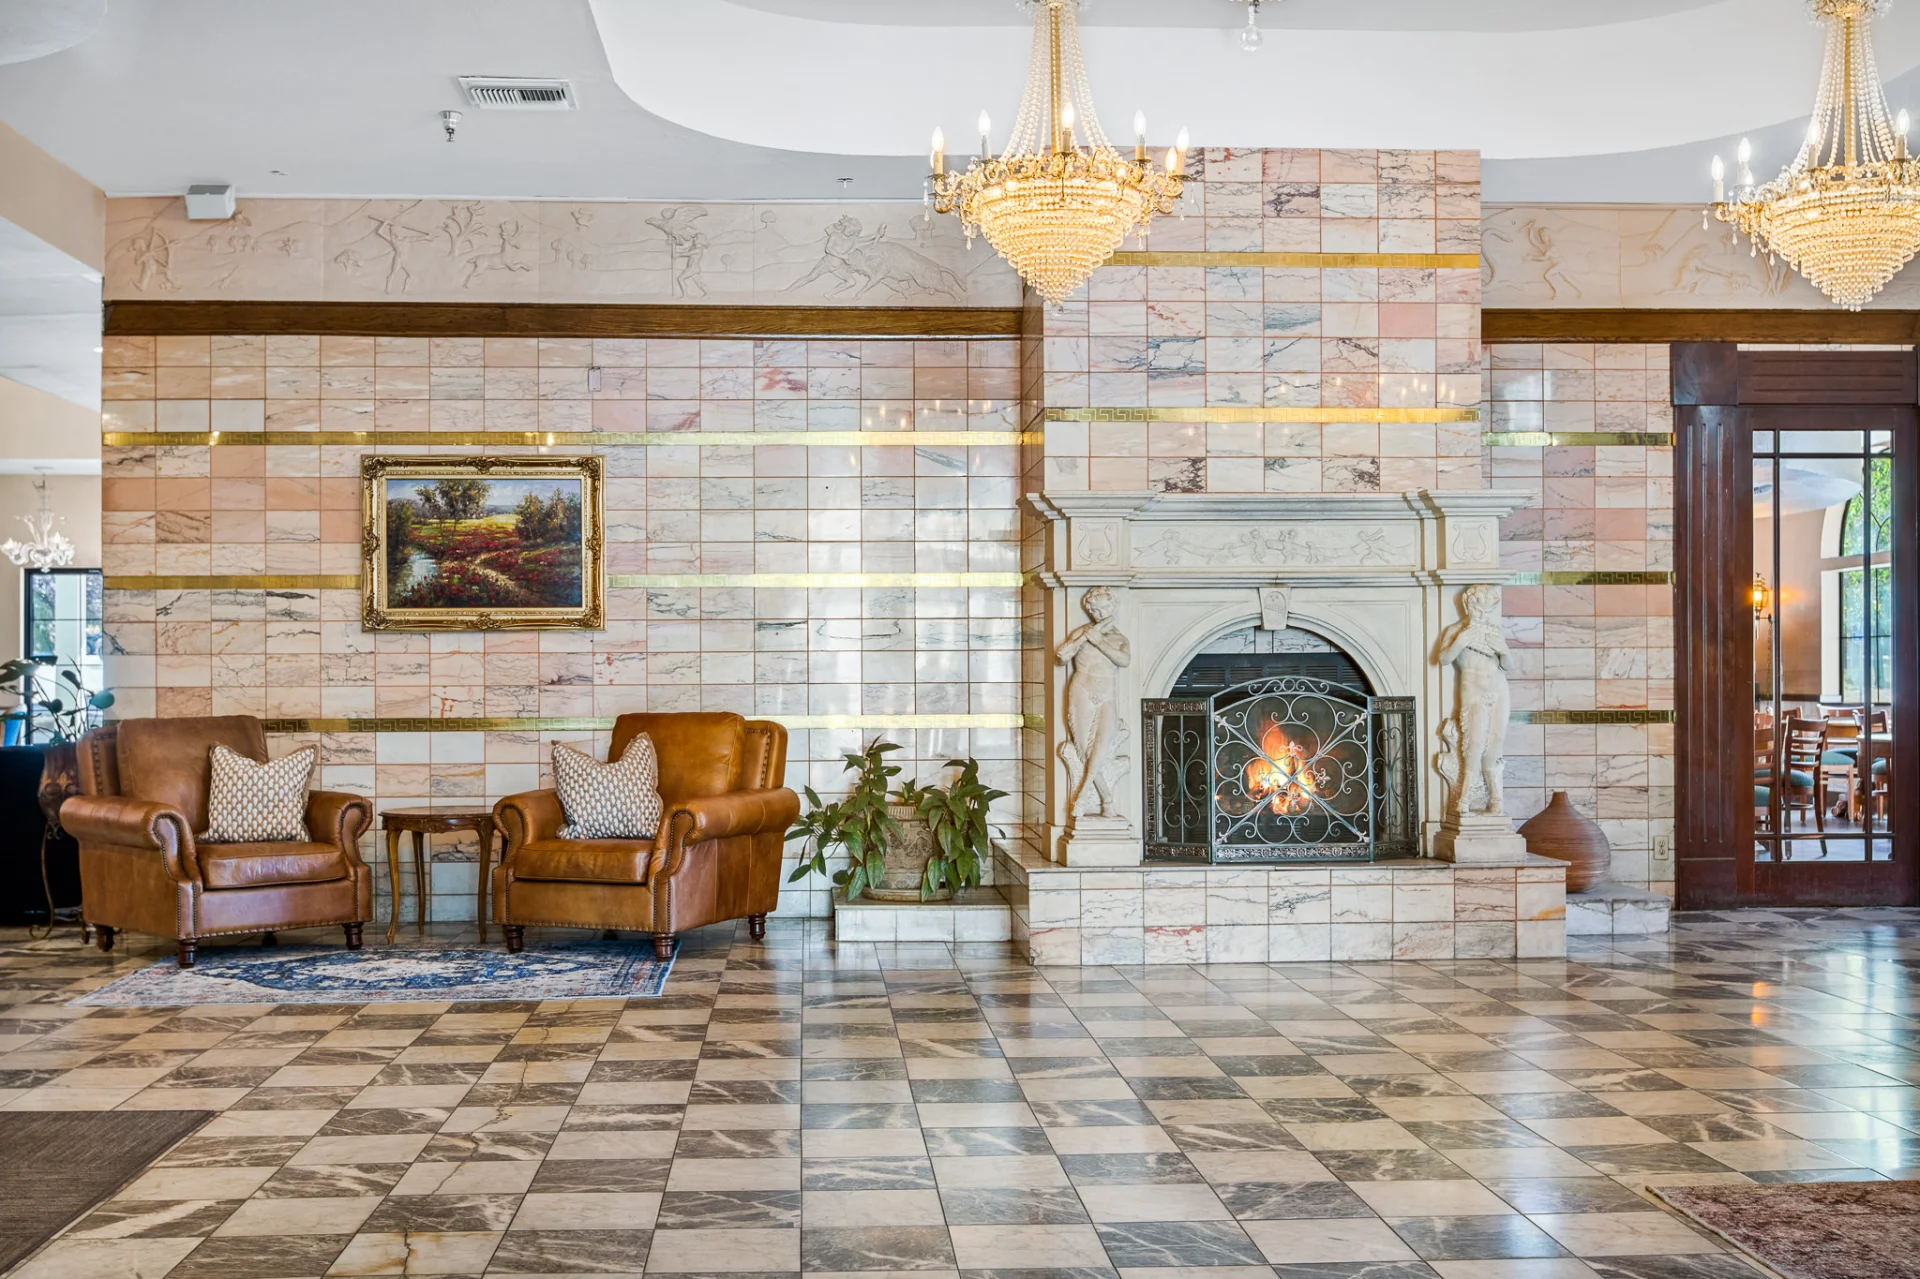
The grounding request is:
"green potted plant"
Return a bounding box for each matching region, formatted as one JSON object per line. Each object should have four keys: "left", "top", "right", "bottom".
{"left": 788, "top": 738, "right": 1008, "bottom": 903}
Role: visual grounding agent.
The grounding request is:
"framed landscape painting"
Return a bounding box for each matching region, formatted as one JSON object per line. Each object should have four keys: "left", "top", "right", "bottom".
{"left": 361, "top": 455, "right": 604, "bottom": 631}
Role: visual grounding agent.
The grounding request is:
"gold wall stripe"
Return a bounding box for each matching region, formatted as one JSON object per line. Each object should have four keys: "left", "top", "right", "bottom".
{"left": 103, "top": 430, "right": 1033, "bottom": 450}
{"left": 1508, "top": 572, "right": 1675, "bottom": 587}
{"left": 258, "top": 714, "right": 1039, "bottom": 734}
{"left": 1483, "top": 432, "right": 1676, "bottom": 447}
{"left": 1106, "top": 252, "right": 1479, "bottom": 269}
{"left": 610, "top": 572, "right": 1027, "bottom": 590}
{"left": 1046, "top": 406, "right": 1479, "bottom": 424}
{"left": 1512, "top": 710, "right": 1677, "bottom": 726}
{"left": 106, "top": 575, "right": 359, "bottom": 592}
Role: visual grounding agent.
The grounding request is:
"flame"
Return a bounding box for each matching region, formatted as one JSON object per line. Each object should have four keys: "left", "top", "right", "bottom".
{"left": 1245, "top": 722, "right": 1322, "bottom": 815}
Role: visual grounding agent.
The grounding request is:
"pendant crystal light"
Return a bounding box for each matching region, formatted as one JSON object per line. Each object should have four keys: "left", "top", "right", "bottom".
{"left": 931, "top": 0, "right": 1189, "bottom": 306}
{"left": 1711, "top": 0, "right": 1920, "bottom": 309}
{"left": 1, "top": 473, "right": 75, "bottom": 571}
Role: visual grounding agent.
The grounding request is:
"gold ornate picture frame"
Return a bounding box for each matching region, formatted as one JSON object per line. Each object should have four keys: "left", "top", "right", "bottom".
{"left": 361, "top": 455, "right": 605, "bottom": 632}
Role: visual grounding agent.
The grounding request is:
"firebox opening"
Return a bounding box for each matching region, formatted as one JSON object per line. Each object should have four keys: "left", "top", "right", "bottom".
{"left": 1144, "top": 627, "right": 1417, "bottom": 865}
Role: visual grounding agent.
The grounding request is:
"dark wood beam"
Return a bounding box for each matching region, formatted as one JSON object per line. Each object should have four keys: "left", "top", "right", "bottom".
{"left": 1484, "top": 308, "right": 1920, "bottom": 344}
{"left": 103, "top": 300, "right": 1027, "bottom": 339}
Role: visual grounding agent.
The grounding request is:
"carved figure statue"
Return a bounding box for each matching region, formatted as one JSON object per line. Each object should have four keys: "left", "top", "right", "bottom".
{"left": 1056, "top": 586, "right": 1131, "bottom": 819}
{"left": 1434, "top": 583, "right": 1511, "bottom": 818}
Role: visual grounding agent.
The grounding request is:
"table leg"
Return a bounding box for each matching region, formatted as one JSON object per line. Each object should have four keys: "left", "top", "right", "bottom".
{"left": 474, "top": 818, "right": 492, "bottom": 944}
{"left": 412, "top": 830, "right": 428, "bottom": 932}
{"left": 385, "top": 827, "right": 402, "bottom": 944}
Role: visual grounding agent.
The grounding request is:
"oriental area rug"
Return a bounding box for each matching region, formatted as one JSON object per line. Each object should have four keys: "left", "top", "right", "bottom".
{"left": 72, "top": 938, "right": 677, "bottom": 1006}
{"left": 1656, "top": 1180, "right": 1920, "bottom": 1279}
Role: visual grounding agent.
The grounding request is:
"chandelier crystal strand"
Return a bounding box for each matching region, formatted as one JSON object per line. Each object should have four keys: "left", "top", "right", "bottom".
{"left": 932, "top": 0, "right": 1187, "bottom": 306}
{"left": 1712, "top": 0, "right": 1920, "bottom": 309}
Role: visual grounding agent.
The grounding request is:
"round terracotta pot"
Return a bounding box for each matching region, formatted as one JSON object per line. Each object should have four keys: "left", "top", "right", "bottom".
{"left": 1518, "top": 791, "right": 1610, "bottom": 892}
{"left": 862, "top": 803, "right": 955, "bottom": 903}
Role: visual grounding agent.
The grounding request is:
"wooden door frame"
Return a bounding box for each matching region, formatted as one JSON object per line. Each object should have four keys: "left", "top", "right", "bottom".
{"left": 1673, "top": 343, "right": 1919, "bottom": 908}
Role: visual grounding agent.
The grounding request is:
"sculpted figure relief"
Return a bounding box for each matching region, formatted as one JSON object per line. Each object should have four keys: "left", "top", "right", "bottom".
{"left": 1057, "top": 586, "right": 1132, "bottom": 820}
{"left": 1435, "top": 584, "right": 1512, "bottom": 818}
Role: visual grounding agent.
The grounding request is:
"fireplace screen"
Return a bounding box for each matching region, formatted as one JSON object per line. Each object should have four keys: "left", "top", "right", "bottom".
{"left": 1143, "top": 676, "right": 1417, "bottom": 863}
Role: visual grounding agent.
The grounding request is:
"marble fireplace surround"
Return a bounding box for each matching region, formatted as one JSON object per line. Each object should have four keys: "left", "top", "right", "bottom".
{"left": 1006, "top": 488, "right": 1570, "bottom": 965}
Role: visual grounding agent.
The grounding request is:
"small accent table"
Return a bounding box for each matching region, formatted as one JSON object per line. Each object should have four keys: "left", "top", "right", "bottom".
{"left": 380, "top": 807, "right": 499, "bottom": 944}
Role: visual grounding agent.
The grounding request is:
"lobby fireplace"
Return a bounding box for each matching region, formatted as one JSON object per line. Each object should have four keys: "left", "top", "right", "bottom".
{"left": 1143, "top": 637, "right": 1418, "bottom": 863}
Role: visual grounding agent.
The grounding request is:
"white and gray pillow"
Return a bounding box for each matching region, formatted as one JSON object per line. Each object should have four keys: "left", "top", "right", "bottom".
{"left": 201, "top": 744, "right": 315, "bottom": 843}
{"left": 553, "top": 734, "right": 663, "bottom": 840}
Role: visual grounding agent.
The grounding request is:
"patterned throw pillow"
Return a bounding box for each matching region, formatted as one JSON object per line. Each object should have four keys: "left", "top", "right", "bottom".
{"left": 200, "top": 744, "right": 316, "bottom": 844}
{"left": 553, "top": 734, "right": 663, "bottom": 840}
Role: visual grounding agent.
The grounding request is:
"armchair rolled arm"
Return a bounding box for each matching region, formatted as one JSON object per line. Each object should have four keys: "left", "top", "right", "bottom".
{"left": 306, "top": 790, "right": 373, "bottom": 862}
{"left": 494, "top": 788, "right": 568, "bottom": 856}
{"left": 660, "top": 787, "right": 800, "bottom": 857}
{"left": 59, "top": 794, "right": 198, "bottom": 883}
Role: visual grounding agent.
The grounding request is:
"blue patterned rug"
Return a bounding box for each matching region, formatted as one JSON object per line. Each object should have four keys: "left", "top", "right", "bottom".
{"left": 71, "top": 939, "right": 677, "bottom": 1006}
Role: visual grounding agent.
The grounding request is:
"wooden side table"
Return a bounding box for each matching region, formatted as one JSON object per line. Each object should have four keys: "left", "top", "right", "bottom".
{"left": 380, "top": 807, "right": 499, "bottom": 944}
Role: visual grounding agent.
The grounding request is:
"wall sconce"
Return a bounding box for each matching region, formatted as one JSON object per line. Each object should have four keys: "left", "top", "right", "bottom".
{"left": 1751, "top": 573, "right": 1772, "bottom": 618}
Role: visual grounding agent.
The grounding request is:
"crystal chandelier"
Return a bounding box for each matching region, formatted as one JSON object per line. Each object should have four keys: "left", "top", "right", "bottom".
{"left": 1711, "top": 0, "right": 1920, "bottom": 309}
{"left": 931, "top": 0, "right": 1189, "bottom": 306}
{"left": 2, "top": 473, "right": 76, "bottom": 570}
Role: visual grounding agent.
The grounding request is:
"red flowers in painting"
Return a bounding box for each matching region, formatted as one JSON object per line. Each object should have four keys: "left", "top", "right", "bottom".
{"left": 386, "top": 479, "right": 584, "bottom": 610}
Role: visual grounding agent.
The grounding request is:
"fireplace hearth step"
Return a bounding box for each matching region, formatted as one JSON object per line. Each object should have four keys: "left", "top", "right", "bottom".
{"left": 832, "top": 885, "right": 1012, "bottom": 943}
{"left": 1565, "top": 885, "right": 1672, "bottom": 936}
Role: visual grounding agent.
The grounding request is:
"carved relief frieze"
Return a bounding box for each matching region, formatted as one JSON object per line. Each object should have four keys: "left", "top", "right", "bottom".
{"left": 1130, "top": 523, "right": 1415, "bottom": 570}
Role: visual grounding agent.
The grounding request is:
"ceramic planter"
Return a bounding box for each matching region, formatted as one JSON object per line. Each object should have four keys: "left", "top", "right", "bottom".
{"left": 862, "top": 802, "right": 954, "bottom": 903}
{"left": 1518, "top": 790, "right": 1611, "bottom": 893}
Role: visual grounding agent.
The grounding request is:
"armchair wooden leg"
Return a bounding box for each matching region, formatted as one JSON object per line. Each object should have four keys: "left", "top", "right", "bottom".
{"left": 652, "top": 933, "right": 674, "bottom": 961}
{"left": 748, "top": 914, "right": 767, "bottom": 940}
{"left": 177, "top": 942, "right": 196, "bottom": 969}
{"left": 95, "top": 925, "right": 114, "bottom": 953}
{"left": 344, "top": 923, "right": 364, "bottom": 951}
{"left": 504, "top": 925, "right": 525, "bottom": 954}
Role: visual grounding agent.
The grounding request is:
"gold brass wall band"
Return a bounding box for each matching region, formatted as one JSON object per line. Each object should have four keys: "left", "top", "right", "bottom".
{"left": 1508, "top": 572, "right": 1675, "bottom": 586}
{"left": 611, "top": 572, "right": 1028, "bottom": 589}
{"left": 102, "top": 430, "right": 1036, "bottom": 449}
{"left": 1512, "top": 710, "right": 1678, "bottom": 725}
{"left": 107, "top": 572, "right": 1029, "bottom": 592}
{"left": 256, "top": 713, "right": 1041, "bottom": 734}
{"left": 106, "top": 575, "right": 361, "bottom": 592}
{"left": 1483, "top": 432, "right": 1676, "bottom": 447}
{"left": 103, "top": 300, "right": 1026, "bottom": 339}
{"left": 1046, "top": 407, "right": 1480, "bottom": 424}
{"left": 1106, "top": 252, "right": 1480, "bottom": 269}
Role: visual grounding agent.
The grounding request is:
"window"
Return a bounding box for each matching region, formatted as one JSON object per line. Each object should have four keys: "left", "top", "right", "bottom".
{"left": 16, "top": 568, "right": 105, "bottom": 744}
{"left": 1839, "top": 456, "right": 1893, "bottom": 704}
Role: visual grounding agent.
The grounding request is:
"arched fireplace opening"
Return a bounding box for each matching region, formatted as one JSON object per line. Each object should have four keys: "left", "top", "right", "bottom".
{"left": 1144, "top": 626, "right": 1418, "bottom": 864}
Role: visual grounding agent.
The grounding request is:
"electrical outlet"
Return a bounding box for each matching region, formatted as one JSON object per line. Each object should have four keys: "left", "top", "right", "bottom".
{"left": 1651, "top": 836, "right": 1673, "bottom": 865}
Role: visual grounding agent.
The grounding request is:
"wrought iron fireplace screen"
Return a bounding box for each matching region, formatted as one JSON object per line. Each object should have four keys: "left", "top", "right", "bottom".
{"left": 1144, "top": 675, "right": 1417, "bottom": 863}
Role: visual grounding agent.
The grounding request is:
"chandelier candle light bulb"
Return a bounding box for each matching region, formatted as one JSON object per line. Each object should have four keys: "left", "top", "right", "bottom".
{"left": 1713, "top": 0, "right": 1920, "bottom": 308}
{"left": 929, "top": 0, "right": 1188, "bottom": 306}
{"left": 930, "top": 128, "right": 945, "bottom": 176}
{"left": 1712, "top": 154, "right": 1726, "bottom": 202}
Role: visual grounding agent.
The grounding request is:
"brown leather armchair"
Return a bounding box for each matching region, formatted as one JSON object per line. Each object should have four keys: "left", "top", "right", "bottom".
{"left": 493, "top": 712, "right": 799, "bottom": 957}
{"left": 65, "top": 716, "right": 374, "bottom": 967}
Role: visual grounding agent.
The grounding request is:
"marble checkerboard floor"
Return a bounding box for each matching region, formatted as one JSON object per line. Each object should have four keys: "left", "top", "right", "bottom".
{"left": 7, "top": 911, "right": 1920, "bottom": 1278}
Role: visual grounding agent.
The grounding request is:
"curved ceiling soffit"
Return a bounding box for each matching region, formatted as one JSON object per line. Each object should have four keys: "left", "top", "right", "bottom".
{"left": 724, "top": 0, "right": 1728, "bottom": 33}
{"left": 588, "top": 0, "right": 1920, "bottom": 160}
{"left": 0, "top": 0, "right": 105, "bottom": 66}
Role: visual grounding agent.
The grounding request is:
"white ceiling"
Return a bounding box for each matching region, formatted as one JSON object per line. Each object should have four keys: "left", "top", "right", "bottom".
{"left": 0, "top": 0, "right": 1915, "bottom": 206}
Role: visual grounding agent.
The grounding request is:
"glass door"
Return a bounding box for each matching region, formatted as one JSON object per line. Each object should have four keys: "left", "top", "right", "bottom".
{"left": 1752, "top": 430, "right": 1896, "bottom": 864}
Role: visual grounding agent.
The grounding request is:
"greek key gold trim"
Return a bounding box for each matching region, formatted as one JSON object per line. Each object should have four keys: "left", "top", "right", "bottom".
{"left": 102, "top": 430, "right": 1033, "bottom": 449}
{"left": 104, "top": 575, "right": 360, "bottom": 592}
{"left": 257, "top": 713, "right": 1041, "bottom": 734}
{"left": 1106, "top": 252, "right": 1479, "bottom": 269}
{"left": 1046, "top": 406, "right": 1479, "bottom": 424}
{"left": 1508, "top": 572, "right": 1675, "bottom": 586}
{"left": 1483, "top": 432, "right": 1676, "bottom": 447}
{"left": 611, "top": 572, "right": 1027, "bottom": 590}
{"left": 1511, "top": 710, "right": 1677, "bottom": 725}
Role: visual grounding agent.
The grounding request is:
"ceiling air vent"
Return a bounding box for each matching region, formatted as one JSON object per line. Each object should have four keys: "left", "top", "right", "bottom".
{"left": 457, "top": 77, "right": 577, "bottom": 110}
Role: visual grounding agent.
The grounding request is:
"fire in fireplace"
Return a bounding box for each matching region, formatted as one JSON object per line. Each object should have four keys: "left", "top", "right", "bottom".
{"left": 1143, "top": 629, "right": 1418, "bottom": 863}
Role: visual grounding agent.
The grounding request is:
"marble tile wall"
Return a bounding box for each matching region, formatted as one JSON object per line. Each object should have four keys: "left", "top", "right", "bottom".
{"left": 1041, "top": 148, "right": 1483, "bottom": 493}
{"left": 97, "top": 331, "right": 1030, "bottom": 922}
{"left": 1486, "top": 341, "right": 1675, "bottom": 896}
{"left": 106, "top": 197, "right": 1019, "bottom": 306}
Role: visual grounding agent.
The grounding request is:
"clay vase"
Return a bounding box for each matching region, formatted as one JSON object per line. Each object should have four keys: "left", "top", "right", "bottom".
{"left": 1518, "top": 791, "right": 1610, "bottom": 892}
{"left": 862, "top": 803, "right": 954, "bottom": 903}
